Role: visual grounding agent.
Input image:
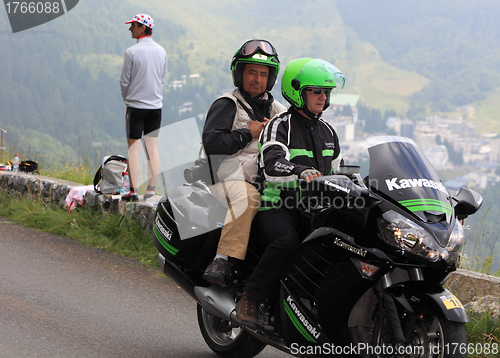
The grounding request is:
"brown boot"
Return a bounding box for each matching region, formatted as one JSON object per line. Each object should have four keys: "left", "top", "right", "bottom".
{"left": 234, "top": 291, "right": 261, "bottom": 329}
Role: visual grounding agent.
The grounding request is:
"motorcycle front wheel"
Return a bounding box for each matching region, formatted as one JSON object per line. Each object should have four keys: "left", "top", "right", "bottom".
{"left": 197, "top": 304, "right": 267, "bottom": 358}
{"left": 372, "top": 313, "right": 466, "bottom": 358}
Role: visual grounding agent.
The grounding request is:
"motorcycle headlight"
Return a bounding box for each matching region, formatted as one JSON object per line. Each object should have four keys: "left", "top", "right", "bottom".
{"left": 378, "top": 210, "right": 462, "bottom": 263}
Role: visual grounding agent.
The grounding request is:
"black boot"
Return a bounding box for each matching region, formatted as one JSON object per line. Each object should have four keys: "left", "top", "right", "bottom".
{"left": 202, "top": 258, "right": 229, "bottom": 285}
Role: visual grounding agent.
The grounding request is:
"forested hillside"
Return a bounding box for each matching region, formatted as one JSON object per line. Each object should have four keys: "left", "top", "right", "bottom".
{"left": 334, "top": 0, "right": 500, "bottom": 123}
{"left": 1, "top": 0, "right": 500, "bottom": 166}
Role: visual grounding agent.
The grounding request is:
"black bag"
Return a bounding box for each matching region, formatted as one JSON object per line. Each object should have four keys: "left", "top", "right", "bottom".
{"left": 20, "top": 160, "right": 39, "bottom": 174}
{"left": 93, "top": 155, "right": 127, "bottom": 194}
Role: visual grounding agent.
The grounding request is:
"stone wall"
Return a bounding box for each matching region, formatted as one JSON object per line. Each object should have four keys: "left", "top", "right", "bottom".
{"left": 446, "top": 269, "right": 500, "bottom": 321}
{"left": 447, "top": 269, "right": 500, "bottom": 301}
{"left": 0, "top": 172, "right": 157, "bottom": 232}
{"left": 1, "top": 171, "right": 499, "bottom": 312}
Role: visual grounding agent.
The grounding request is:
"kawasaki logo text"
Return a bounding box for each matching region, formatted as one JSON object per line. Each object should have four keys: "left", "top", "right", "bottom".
{"left": 333, "top": 238, "right": 367, "bottom": 257}
{"left": 155, "top": 216, "right": 173, "bottom": 241}
{"left": 286, "top": 296, "right": 321, "bottom": 339}
{"left": 324, "top": 180, "right": 350, "bottom": 194}
{"left": 385, "top": 177, "right": 448, "bottom": 195}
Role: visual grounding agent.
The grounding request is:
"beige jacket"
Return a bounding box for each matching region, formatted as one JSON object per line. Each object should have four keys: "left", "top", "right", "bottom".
{"left": 216, "top": 88, "right": 286, "bottom": 183}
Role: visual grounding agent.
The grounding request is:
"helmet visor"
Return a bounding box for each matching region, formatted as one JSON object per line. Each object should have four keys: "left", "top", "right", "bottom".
{"left": 327, "top": 63, "right": 345, "bottom": 89}
{"left": 240, "top": 40, "right": 277, "bottom": 57}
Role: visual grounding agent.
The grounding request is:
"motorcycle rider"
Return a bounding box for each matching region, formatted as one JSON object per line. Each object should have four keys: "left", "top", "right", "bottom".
{"left": 202, "top": 40, "right": 286, "bottom": 285}
{"left": 234, "top": 58, "right": 345, "bottom": 328}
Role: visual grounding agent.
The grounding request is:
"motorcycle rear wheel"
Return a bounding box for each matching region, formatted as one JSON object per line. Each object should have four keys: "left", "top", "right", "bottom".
{"left": 372, "top": 314, "right": 466, "bottom": 358}
{"left": 197, "top": 304, "right": 267, "bottom": 358}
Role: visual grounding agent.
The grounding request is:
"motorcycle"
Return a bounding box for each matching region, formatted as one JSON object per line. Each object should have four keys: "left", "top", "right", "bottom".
{"left": 152, "top": 136, "right": 482, "bottom": 358}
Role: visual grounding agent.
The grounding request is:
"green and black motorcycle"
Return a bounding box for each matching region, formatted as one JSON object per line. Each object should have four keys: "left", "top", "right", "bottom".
{"left": 152, "top": 136, "right": 482, "bottom": 358}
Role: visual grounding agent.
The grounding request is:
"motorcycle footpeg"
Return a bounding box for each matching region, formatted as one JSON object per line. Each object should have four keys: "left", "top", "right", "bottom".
{"left": 242, "top": 323, "right": 274, "bottom": 332}
{"left": 258, "top": 304, "right": 274, "bottom": 331}
{"left": 229, "top": 310, "right": 274, "bottom": 331}
{"left": 258, "top": 324, "right": 274, "bottom": 331}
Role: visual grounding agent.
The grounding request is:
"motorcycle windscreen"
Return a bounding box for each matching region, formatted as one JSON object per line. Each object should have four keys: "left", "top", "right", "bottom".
{"left": 367, "top": 136, "right": 452, "bottom": 224}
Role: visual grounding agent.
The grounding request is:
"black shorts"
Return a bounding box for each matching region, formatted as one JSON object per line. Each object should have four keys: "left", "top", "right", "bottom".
{"left": 125, "top": 107, "right": 162, "bottom": 140}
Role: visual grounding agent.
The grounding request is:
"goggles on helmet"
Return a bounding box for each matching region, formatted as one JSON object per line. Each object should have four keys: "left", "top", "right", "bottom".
{"left": 240, "top": 39, "right": 278, "bottom": 58}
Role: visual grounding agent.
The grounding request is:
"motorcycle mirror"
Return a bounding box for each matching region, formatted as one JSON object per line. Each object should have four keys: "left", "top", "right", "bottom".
{"left": 452, "top": 187, "right": 483, "bottom": 220}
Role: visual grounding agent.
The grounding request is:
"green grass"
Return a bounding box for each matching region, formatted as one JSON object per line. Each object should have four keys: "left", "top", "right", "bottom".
{"left": 458, "top": 214, "right": 500, "bottom": 356}
{"left": 461, "top": 209, "right": 500, "bottom": 276}
{"left": 0, "top": 192, "right": 158, "bottom": 268}
{"left": 38, "top": 161, "right": 95, "bottom": 185}
{"left": 466, "top": 312, "right": 500, "bottom": 357}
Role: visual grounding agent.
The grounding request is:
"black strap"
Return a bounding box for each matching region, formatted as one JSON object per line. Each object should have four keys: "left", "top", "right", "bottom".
{"left": 103, "top": 155, "right": 127, "bottom": 165}
{"left": 236, "top": 98, "right": 262, "bottom": 122}
{"left": 93, "top": 165, "right": 103, "bottom": 193}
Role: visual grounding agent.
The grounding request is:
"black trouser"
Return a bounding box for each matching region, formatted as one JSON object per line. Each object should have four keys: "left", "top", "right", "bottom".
{"left": 244, "top": 207, "right": 301, "bottom": 301}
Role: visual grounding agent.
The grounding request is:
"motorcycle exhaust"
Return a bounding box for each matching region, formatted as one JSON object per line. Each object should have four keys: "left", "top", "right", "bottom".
{"left": 194, "top": 285, "right": 236, "bottom": 321}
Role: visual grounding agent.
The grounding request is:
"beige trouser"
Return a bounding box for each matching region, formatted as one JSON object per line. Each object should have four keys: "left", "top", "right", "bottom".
{"left": 210, "top": 180, "right": 261, "bottom": 260}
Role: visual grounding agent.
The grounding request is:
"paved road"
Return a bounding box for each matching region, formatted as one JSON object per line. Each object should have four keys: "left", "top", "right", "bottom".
{"left": 0, "top": 217, "right": 288, "bottom": 358}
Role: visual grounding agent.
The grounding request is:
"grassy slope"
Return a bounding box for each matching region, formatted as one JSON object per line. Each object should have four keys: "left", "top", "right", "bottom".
{"left": 473, "top": 91, "right": 500, "bottom": 134}
{"left": 356, "top": 59, "right": 429, "bottom": 113}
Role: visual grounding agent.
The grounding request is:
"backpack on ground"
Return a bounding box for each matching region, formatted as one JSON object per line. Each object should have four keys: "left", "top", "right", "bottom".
{"left": 93, "top": 155, "right": 127, "bottom": 194}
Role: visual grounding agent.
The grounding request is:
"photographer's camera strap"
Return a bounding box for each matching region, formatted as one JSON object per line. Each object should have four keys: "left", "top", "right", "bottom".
{"left": 236, "top": 98, "right": 262, "bottom": 122}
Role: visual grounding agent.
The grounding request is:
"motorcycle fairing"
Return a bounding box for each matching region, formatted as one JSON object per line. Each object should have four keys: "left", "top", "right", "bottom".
{"left": 167, "top": 183, "right": 226, "bottom": 240}
{"left": 153, "top": 208, "right": 179, "bottom": 257}
{"left": 367, "top": 136, "right": 452, "bottom": 224}
{"left": 153, "top": 184, "right": 225, "bottom": 270}
{"left": 282, "top": 227, "right": 393, "bottom": 349}
{"left": 384, "top": 281, "right": 468, "bottom": 323}
{"left": 279, "top": 285, "right": 332, "bottom": 348}
{"left": 159, "top": 253, "right": 199, "bottom": 301}
{"left": 305, "top": 175, "right": 381, "bottom": 230}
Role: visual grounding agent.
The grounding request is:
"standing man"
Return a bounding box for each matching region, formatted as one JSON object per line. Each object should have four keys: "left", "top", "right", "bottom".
{"left": 120, "top": 14, "right": 168, "bottom": 202}
{"left": 201, "top": 39, "right": 286, "bottom": 285}
{"left": 234, "top": 58, "right": 345, "bottom": 328}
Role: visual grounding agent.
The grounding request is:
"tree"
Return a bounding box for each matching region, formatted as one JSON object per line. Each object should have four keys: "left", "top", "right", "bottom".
{"left": 359, "top": 103, "right": 384, "bottom": 133}
{"left": 406, "top": 103, "right": 426, "bottom": 121}
{"left": 340, "top": 105, "right": 353, "bottom": 117}
{"left": 384, "top": 109, "right": 397, "bottom": 119}
{"left": 443, "top": 140, "right": 464, "bottom": 165}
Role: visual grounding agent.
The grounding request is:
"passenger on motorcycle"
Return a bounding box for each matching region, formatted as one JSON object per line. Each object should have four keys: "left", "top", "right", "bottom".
{"left": 234, "top": 58, "right": 345, "bottom": 328}
{"left": 201, "top": 40, "right": 287, "bottom": 286}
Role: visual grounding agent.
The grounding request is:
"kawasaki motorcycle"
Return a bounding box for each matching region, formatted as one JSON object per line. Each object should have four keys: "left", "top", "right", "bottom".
{"left": 152, "top": 136, "right": 482, "bottom": 358}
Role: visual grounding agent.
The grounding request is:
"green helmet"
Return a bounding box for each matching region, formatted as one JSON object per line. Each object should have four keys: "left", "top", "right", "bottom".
{"left": 281, "top": 58, "right": 345, "bottom": 111}
{"left": 230, "top": 39, "right": 280, "bottom": 92}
